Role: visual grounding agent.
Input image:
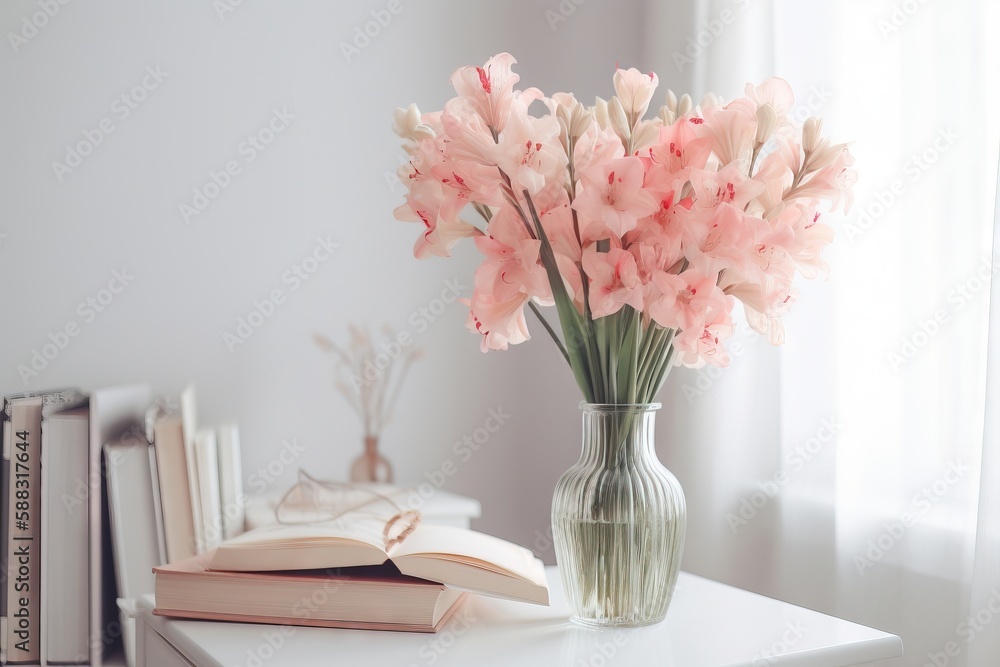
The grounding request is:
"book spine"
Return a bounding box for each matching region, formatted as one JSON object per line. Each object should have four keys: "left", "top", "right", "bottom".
{"left": 6, "top": 402, "right": 42, "bottom": 663}
{"left": 42, "top": 416, "right": 89, "bottom": 664}
{"left": 2, "top": 419, "right": 10, "bottom": 661}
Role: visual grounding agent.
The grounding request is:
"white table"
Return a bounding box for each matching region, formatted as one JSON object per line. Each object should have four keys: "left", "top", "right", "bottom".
{"left": 137, "top": 568, "right": 902, "bottom": 667}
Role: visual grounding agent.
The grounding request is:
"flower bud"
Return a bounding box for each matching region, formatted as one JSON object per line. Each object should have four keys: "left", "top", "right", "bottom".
{"left": 677, "top": 94, "right": 693, "bottom": 116}
{"left": 802, "top": 117, "right": 823, "bottom": 153}
{"left": 666, "top": 89, "right": 678, "bottom": 111}
{"left": 755, "top": 104, "right": 777, "bottom": 144}
{"left": 594, "top": 96, "right": 609, "bottom": 129}
{"left": 608, "top": 97, "right": 631, "bottom": 145}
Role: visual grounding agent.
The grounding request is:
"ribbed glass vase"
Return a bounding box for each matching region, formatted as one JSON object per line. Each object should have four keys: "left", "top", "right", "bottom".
{"left": 551, "top": 403, "right": 686, "bottom": 627}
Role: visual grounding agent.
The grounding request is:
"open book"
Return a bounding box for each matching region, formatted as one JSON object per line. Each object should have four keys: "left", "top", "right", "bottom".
{"left": 209, "top": 518, "right": 549, "bottom": 605}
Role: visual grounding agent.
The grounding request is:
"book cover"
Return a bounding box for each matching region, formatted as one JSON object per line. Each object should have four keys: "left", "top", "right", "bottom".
{"left": 6, "top": 397, "right": 43, "bottom": 662}
{"left": 216, "top": 423, "right": 244, "bottom": 541}
{"left": 1, "top": 420, "right": 10, "bottom": 661}
{"left": 150, "top": 409, "right": 197, "bottom": 564}
{"left": 154, "top": 554, "right": 467, "bottom": 633}
{"left": 41, "top": 405, "right": 90, "bottom": 663}
{"left": 1, "top": 387, "right": 86, "bottom": 662}
{"left": 193, "top": 428, "right": 223, "bottom": 553}
{"left": 148, "top": 443, "right": 168, "bottom": 566}
{"left": 88, "top": 383, "right": 150, "bottom": 667}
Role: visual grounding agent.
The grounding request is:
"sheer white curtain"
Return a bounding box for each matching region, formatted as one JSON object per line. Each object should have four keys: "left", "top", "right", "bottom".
{"left": 646, "top": 0, "right": 1000, "bottom": 663}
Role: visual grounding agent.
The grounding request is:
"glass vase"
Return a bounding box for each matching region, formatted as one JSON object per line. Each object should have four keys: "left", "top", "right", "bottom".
{"left": 349, "top": 435, "right": 393, "bottom": 483}
{"left": 551, "top": 403, "right": 686, "bottom": 627}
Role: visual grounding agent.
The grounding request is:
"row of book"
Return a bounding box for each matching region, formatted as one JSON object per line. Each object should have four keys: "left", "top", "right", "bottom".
{"left": 0, "top": 384, "right": 244, "bottom": 667}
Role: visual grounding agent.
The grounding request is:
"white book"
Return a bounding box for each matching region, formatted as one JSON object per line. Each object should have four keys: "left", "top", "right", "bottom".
{"left": 179, "top": 386, "right": 204, "bottom": 553}
{"left": 89, "top": 384, "right": 151, "bottom": 667}
{"left": 104, "top": 437, "right": 160, "bottom": 667}
{"left": 193, "top": 429, "right": 223, "bottom": 553}
{"left": 41, "top": 406, "right": 90, "bottom": 663}
{"left": 216, "top": 423, "right": 244, "bottom": 541}
{"left": 147, "top": 443, "right": 168, "bottom": 566}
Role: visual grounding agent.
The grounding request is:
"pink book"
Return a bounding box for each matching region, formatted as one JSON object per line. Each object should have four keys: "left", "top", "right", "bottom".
{"left": 153, "top": 553, "right": 467, "bottom": 633}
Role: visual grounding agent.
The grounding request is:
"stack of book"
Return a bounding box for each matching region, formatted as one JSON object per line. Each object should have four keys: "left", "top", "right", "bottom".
{"left": 153, "top": 516, "right": 549, "bottom": 633}
{"left": 0, "top": 384, "right": 244, "bottom": 667}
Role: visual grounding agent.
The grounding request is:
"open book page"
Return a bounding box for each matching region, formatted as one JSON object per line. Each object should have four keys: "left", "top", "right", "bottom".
{"left": 208, "top": 516, "right": 390, "bottom": 572}
{"left": 389, "top": 524, "right": 549, "bottom": 604}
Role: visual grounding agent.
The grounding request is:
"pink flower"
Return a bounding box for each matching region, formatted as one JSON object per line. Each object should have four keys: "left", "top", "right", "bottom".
{"left": 450, "top": 53, "right": 520, "bottom": 133}
{"left": 496, "top": 112, "right": 567, "bottom": 195}
{"left": 682, "top": 202, "right": 753, "bottom": 275}
{"left": 574, "top": 156, "right": 659, "bottom": 239}
{"left": 695, "top": 97, "right": 758, "bottom": 167}
{"left": 572, "top": 122, "right": 625, "bottom": 176}
{"left": 649, "top": 117, "right": 712, "bottom": 177}
{"left": 582, "top": 247, "right": 644, "bottom": 318}
{"left": 648, "top": 269, "right": 727, "bottom": 331}
{"left": 786, "top": 148, "right": 857, "bottom": 212}
{"left": 462, "top": 261, "right": 531, "bottom": 352}
{"left": 464, "top": 290, "right": 531, "bottom": 352}
{"left": 783, "top": 204, "right": 835, "bottom": 279}
{"left": 393, "top": 186, "right": 478, "bottom": 259}
{"left": 475, "top": 209, "right": 550, "bottom": 304}
{"left": 613, "top": 67, "right": 658, "bottom": 123}
{"left": 442, "top": 97, "right": 498, "bottom": 166}
{"left": 673, "top": 302, "right": 735, "bottom": 368}
{"left": 744, "top": 78, "right": 795, "bottom": 138}
{"left": 744, "top": 214, "right": 796, "bottom": 285}
{"left": 687, "top": 161, "right": 765, "bottom": 211}
{"left": 429, "top": 158, "right": 503, "bottom": 222}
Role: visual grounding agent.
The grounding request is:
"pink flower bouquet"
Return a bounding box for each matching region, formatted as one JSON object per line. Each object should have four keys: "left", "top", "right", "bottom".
{"left": 393, "top": 54, "right": 855, "bottom": 404}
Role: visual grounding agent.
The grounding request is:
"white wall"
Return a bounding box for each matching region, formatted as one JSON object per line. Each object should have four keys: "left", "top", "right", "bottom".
{"left": 0, "top": 0, "right": 680, "bottom": 559}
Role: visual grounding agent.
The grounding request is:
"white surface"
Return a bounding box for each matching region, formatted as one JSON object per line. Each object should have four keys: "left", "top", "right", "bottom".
{"left": 244, "top": 486, "right": 482, "bottom": 531}
{"left": 139, "top": 568, "right": 901, "bottom": 667}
